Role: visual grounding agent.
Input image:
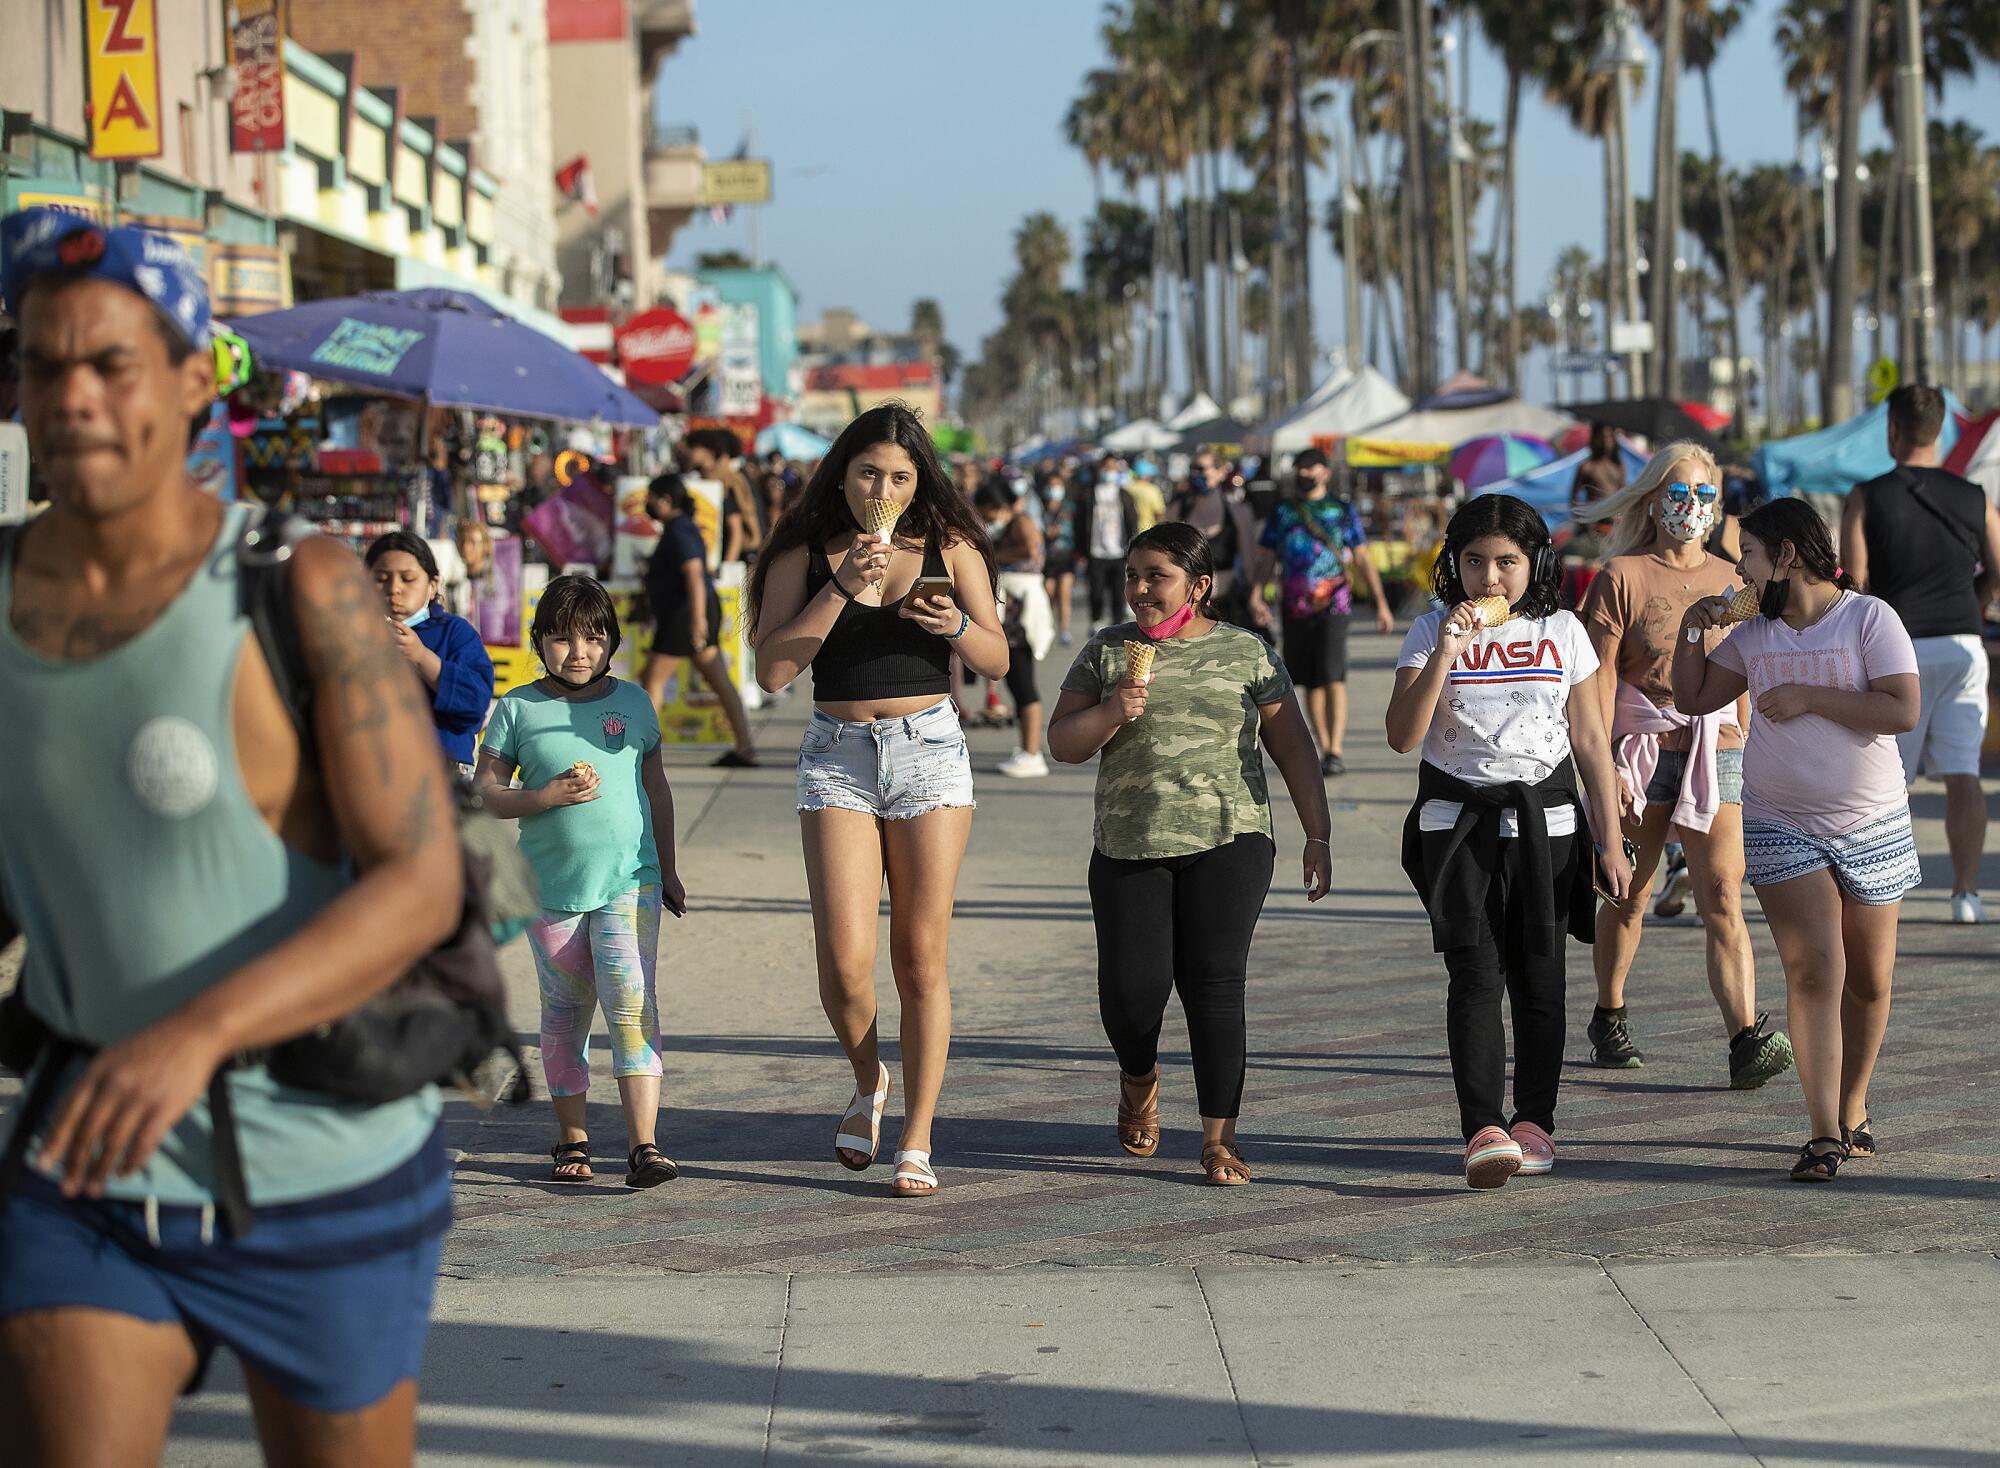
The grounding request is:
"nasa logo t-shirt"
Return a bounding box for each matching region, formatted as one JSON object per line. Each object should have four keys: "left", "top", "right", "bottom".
{"left": 1397, "top": 608, "right": 1599, "bottom": 836}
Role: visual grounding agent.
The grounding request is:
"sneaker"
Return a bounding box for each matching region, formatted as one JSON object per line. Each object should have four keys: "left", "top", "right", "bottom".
{"left": 1951, "top": 891, "right": 1985, "bottom": 925}
{"left": 1728, "top": 1012, "right": 1795, "bottom": 1090}
{"left": 1321, "top": 752, "right": 1346, "bottom": 777}
{"left": 1464, "top": 1126, "right": 1523, "bottom": 1189}
{"left": 996, "top": 749, "right": 1049, "bottom": 779}
{"left": 1653, "top": 847, "right": 1691, "bottom": 918}
{"left": 1058, "top": 630, "right": 1074, "bottom": 647}
{"left": 1510, "top": 1121, "right": 1555, "bottom": 1175}
{"left": 1586, "top": 1007, "right": 1644, "bottom": 1068}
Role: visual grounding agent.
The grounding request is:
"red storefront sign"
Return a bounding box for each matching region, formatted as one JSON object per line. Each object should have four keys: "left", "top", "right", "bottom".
{"left": 614, "top": 306, "right": 696, "bottom": 386}
{"left": 228, "top": 0, "right": 287, "bottom": 153}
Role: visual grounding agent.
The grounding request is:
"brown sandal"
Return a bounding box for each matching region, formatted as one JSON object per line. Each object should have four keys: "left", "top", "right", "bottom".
{"left": 1202, "top": 1141, "right": 1251, "bottom": 1186}
{"left": 1117, "top": 1067, "right": 1160, "bottom": 1156}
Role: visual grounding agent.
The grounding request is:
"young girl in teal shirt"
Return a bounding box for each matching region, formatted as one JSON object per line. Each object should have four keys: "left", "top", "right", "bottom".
{"left": 475, "top": 576, "right": 687, "bottom": 1189}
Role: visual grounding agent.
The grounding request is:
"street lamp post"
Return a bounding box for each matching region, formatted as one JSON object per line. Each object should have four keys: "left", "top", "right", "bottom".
{"left": 1595, "top": 5, "right": 1648, "bottom": 395}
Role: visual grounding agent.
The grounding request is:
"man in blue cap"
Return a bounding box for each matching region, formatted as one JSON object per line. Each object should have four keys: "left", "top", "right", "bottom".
{"left": 0, "top": 209, "right": 462, "bottom": 1464}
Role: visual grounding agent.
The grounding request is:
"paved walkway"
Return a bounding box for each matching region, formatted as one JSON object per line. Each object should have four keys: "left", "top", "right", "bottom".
{"left": 4, "top": 623, "right": 1993, "bottom": 1463}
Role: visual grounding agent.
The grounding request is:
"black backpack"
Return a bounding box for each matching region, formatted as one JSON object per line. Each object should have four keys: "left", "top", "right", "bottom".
{"left": 0, "top": 512, "right": 531, "bottom": 1236}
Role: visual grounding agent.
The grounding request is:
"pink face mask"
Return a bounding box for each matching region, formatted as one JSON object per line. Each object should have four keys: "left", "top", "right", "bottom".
{"left": 1139, "top": 601, "right": 1198, "bottom": 640}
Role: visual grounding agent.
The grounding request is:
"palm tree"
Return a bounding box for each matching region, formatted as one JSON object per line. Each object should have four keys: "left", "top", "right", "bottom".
{"left": 1826, "top": 0, "right": 1870, "bottom": 423}
{"left": 1928, "top": 120, "right": 2000, "bottom": 393}
{"left": 1534, "top": 4, "right": 1624, "bottom": 398}
{"left": 1473, "top": 0, "right": 1565, "bottom": 390}
{"left": 1734, "top": 163, "right": 1811, "bottom": 434}
{"left": 1683, "top": 1, "right": 1747, "bottom": 401}
{"left": 1647, "top": 0, "right": 1688, "bottom": 397}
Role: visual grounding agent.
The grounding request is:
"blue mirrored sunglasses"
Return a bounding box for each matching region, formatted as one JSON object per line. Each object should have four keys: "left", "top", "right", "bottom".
{"left": 1665, "top": 481, "right": 1720, "bottom": 504}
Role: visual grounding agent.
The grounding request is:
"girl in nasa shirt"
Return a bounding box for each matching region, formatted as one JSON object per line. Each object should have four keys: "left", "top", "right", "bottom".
{"left": 1386, "top": 495, "right": 1630, "bottom": 1190}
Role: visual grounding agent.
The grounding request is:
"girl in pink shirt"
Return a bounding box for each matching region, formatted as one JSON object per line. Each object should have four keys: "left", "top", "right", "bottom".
{"left": 1673, "top": 499, "right": 1921, "bottom": 1183}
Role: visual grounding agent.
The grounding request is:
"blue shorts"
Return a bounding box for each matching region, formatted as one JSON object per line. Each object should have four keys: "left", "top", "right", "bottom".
{"left": 0, "top": 1128, "right": 451, "bottom": 1414}
{"left": 1644, "top": 745, "right": 1744, "bottom": 807}
{"left": 796, "top": 698, "right": 975, "bottom": 820}
{"left": 1742, "top": 810, "right": 1921, "bottom": 906}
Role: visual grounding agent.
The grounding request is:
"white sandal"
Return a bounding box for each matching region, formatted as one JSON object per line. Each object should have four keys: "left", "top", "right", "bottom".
{"left": 891, "top": 1149, "right": 938, "bottom": 1196}
{"left": 834, "top": 1063, "right": 891, "bottom": 1170}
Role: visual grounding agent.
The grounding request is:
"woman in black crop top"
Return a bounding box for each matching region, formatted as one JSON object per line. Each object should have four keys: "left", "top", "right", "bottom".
{"left": 747, "top": 404, "right": 1007, "bottom": 1198}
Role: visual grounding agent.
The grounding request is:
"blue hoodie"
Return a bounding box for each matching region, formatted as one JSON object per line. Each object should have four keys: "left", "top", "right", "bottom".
{"left": 412, "top": 608, "right": 495, "bottom": 766}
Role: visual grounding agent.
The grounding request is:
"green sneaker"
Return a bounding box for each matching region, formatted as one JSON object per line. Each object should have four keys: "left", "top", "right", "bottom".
{"left": 1729, "top": 1012, "right": 1794, "bottom": 1090}
{"left": 1587, "top": 1007, "right": 1644, "bottom": 1068}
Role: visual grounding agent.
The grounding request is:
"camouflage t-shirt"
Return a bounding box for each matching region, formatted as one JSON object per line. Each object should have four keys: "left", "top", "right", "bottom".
{"left": 1060, "top": 622, "right": 1294, "bottom": 860}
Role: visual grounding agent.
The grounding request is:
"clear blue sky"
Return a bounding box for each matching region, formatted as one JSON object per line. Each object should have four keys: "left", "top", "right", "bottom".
{"left": 655, "top": 1, "right": 2000, "bottom": 409}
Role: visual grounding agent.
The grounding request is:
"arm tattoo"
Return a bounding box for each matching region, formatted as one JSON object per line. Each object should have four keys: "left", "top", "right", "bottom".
{"left": 296, "top": 557, "right": 432, "bottom": 785}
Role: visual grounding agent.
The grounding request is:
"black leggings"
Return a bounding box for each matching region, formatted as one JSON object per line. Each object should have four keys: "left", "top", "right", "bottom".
{"left": 1420, "top": 829, "right": 1573, "bottom": 1141}
{"left": 1086, "top": 557, "right": 1125, "bottom": 623}
{"left": 1088, "top": 833, "right": 1274, "bottom": 1118}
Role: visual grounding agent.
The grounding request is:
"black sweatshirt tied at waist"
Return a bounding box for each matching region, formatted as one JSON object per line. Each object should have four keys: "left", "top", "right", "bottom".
{"left": 1399, "top": 761, "right": 1597, "bottom": 956}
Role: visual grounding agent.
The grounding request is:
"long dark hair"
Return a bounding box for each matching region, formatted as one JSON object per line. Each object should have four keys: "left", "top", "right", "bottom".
{"left": 1738, "top": 497, "right": 1857, "bottom": 590}
{"left": 1128, "top": 521, "right": 1215, "bottom": 614}
{"left": 1432, "top": 493, "right": 1561, "bottom": 619}
{"left": 747, "top": 401, "right": 994, "bottom": 635}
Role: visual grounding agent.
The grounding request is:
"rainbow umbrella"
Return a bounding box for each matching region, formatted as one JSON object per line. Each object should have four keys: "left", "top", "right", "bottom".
{"left": 1448, "top": 433, "right": 1558, "bottom": 490}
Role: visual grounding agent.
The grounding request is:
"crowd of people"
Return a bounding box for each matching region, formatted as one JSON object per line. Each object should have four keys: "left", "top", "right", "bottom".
{"left": 0, "top": 209, "right": 1993, "bottom": 1465}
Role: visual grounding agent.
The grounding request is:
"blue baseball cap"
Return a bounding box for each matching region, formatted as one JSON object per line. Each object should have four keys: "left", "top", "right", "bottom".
{"left": 1, "top": 208, "right": 212, "bottom": 349}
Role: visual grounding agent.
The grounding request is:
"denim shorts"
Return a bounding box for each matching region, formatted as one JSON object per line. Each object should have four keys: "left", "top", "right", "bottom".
{"left": 0, "top": 1127, "right": 450, "bottom": 1413}
{"left": 1742, "top": 810, "right": 1921, "bottom": 905}
{"left": 1644, "top": 745, "right": 1745, "bottom": 806}
{"left": 796, "top": 699, "right": 975, "bottom": 820}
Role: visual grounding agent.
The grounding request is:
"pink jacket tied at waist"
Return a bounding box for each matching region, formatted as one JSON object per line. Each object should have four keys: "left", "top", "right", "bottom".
{"left": 1611, "top": 680, "right": 1739, "bottom": 834}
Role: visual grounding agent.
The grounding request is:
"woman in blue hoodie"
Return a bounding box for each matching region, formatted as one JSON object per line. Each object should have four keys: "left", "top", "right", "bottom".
{"left": 367, "top": 529, "right": 496, "bottom": 774}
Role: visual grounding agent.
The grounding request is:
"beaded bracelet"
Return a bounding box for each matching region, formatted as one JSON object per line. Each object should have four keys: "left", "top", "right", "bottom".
{"left": 945, "top": 611, "right": 971, "bottom": 641}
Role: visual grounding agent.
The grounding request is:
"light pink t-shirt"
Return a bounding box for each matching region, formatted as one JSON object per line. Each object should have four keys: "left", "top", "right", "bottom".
{"left": 1709, "top": 592, "right": 1918, "bottom": 834}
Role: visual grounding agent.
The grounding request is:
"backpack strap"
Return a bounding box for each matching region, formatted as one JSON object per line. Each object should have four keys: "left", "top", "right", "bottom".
{"left": 236, "top": 507, "right": 318, "bottom": 766}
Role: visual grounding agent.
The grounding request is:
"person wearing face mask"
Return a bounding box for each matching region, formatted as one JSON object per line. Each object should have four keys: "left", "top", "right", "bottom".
{"left": 1575, "top": 445, "right": 1792, "bottom": 1088}
{"left": 1041, "top": 472, "right": 1080, "bottom": 645}
{"left": 1167, "top": 453, "right": 1268, "bottom": 639}
{"left": 1049, "top": 523, "right": 1332, "bottom": 1187}
{"left": 475, "top": 576, "right": 687, "bottom": 1191}
{"left": 1676, "top": 499, "right": 1921, "bottom": 1181}
{"left": 366, "top": 531, "right": 495, "bottom": 776}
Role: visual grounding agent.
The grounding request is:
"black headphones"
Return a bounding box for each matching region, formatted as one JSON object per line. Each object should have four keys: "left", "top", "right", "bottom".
{"left": 1531, "top": 524, "right": 1557, "bottom": 586}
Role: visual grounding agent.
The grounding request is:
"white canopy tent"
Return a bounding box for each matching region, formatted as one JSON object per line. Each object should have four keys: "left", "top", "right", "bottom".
{"left": 1164, "top": 392, "right": 1223, "bottom": 432}
{"left": 1350, "top": 395, "right": 1574, "bottom": 448}
{"left": 1246, "top": 366, "right": 1413, "bottom": 456}
{"left": 1099, "top": 417, "right": 1178, "bottom": 453}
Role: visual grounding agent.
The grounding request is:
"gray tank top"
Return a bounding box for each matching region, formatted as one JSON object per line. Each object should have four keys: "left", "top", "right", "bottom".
{"left": 0, "top": 504, "right": 438, "bottom": 1205}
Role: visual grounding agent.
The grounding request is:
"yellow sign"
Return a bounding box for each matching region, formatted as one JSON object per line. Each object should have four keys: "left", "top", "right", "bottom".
{"left": 702, "top": 160, "right": 773, "bottom": 207}
{"left": 1346, "top": 437, "right": 1451, "bottom": 469}
{"left": 85, "top": 0, "right": 164, "bottom": 160}
{"left": 12, "top": 188, "right": 107, "bottom": 220}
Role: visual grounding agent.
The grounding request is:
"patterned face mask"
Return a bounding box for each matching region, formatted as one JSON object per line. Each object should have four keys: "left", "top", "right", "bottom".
{"left": 1658, "top": 482, "right": 1720, "bottom": 543}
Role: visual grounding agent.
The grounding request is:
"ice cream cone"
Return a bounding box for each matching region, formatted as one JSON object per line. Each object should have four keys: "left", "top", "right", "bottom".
{"left": 863, "top": 498, "right": 904, "bottom": 544}
{"left": 1470, "top": 595, "right": 1514, "bottom": 628}
{"left": 1721, "top": 586, "right": 1761, "bottom": 624}
{"left": 1124, "top": 640, "right": 1157, "bottom": 685}
{"left": 572, "top": 760, "right": 596, "bottom": 779}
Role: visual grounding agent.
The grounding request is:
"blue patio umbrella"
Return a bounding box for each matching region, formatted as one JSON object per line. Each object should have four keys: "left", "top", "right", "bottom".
{"left": 226, "top": 287, "right": 659, "bottom": 425}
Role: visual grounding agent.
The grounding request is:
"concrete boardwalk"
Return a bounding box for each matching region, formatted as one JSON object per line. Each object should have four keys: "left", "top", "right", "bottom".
{"left": 18, "top": 625, "right": 1995, "bottom": 1464}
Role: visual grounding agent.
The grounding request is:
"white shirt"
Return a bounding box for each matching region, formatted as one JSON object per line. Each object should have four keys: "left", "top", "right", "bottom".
{"left": 1089, "top": 482, "right": 1128, "bottom": 560}
{"left": 1397, "top": 608, "right": 1599, "bottom": 837}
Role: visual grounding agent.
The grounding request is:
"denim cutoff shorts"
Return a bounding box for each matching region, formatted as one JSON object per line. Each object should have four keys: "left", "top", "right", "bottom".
{"left": 1644, "top": 745, "right": 1745, "bottom": 807}
{"left": 796, "top": 699, "right": 975, "bottom": 820}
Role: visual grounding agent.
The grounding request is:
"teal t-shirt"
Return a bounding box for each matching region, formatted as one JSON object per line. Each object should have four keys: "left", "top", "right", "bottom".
{"left": 482, "top": 679, "right": 662, "bottom": 912}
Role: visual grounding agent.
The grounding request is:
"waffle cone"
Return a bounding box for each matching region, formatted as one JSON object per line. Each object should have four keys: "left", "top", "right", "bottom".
{"left": 1722, "top": 586, "right": 1762, "bottom": 623}
{"left": 862, "top": 498, "right": 904, "bottom": 539}
{"left": 1124, "top": 640, "right": 1157, "bottom": 684}
{"left": 1470, "top": 595, "right": 1514, "bottom": 628}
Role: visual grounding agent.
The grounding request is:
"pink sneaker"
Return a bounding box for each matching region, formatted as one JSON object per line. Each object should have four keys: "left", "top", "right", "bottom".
{"left": 1463, "top": 1126, "right": 1523, "bottom": 1189}
{"left": 1510, "top": 1121, "right": 1555, "bottom": 1175}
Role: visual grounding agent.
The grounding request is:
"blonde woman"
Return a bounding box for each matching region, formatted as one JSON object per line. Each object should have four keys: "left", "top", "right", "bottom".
{"left": 1575, "top": 444, "right": 1792, "bottom": 1087}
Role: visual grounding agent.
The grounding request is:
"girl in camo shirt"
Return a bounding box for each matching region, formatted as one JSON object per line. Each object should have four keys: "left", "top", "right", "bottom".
{"left": 1049, "top": 523, "right": 1333, "bottom": 1187}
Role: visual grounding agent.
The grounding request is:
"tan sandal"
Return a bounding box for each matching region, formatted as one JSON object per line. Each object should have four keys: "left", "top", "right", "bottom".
{"left": 1202, "top": 1141, "right": 1251, "bottom": 1186}
{"left": 1117, "top": 1066, "right": 1160, "bottom": 1157}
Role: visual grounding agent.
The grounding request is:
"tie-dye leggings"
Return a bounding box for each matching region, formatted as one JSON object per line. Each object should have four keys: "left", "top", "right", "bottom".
{"left": 525, "top": 885, "right": 664, "bottom": 1097}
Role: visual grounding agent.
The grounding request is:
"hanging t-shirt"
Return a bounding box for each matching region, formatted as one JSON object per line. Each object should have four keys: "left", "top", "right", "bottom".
{"left": 1260, "top": 496, "right": 1367, "bottom": 618}
{"left": 481, "top": 679, "right": 662, "bottom": 911}
{"left": 1060, "top": 622, "right": 1294, "bottom": 859}
{"left": 1708, "top": 591, "right": 1917, "bottom": 835}
{"left": 1397, "top": 609, "right": 1599, "bottom": 837}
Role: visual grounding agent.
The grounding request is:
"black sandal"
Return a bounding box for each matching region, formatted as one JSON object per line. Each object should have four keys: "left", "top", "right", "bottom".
{"left": 550, "top": 1139, "right": 592, "bottom": 1182}
{"left": 1789, "top": 1137, "right": 1846, "bottom": 1183}
{"left": 1842, "top": 1117, "right": 1876, "bottom": 1159}
{"left": 626, "top": 1143, "right": 679, "bottom": 1189}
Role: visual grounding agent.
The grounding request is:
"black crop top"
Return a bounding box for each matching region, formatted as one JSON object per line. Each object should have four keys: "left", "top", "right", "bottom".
{"left": 804, "top": 536, "right": 954, "bottom": 701}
